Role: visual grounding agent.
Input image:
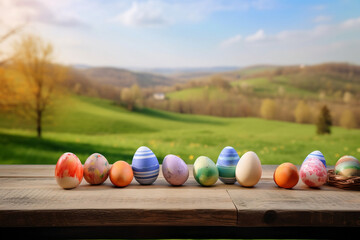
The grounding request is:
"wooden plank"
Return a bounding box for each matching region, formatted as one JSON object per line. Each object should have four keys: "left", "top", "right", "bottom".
{"left": 0, "top": 173, "right": 237, "bottom": 227}
{"left": 1, "top": 226, "right": 359, "bottom": 239}
{"left": 228, "top": 179, "right": 360, "bottom": 227}
{"left": 1, "top": 164, "right": 360, "bottom": 231}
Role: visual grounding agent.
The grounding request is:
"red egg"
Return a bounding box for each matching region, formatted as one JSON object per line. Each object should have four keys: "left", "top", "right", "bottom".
{"left": 55, "top": 152, "right": 83, "bottom": 189}
{"left": 273, "top": 162, "right": 299, "bottom": 189}
{"left": 300, "top": 158, "right": 327, "bottom": 187}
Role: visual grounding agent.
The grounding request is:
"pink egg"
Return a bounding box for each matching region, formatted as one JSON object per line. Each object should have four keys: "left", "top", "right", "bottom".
{"left": 55, "top": 152, "right": 83, "bottom": 189}
{"left": 300, "top": 157, "right": 327, "bottom": 187}
{"left": 83, "top": 153, "right": 110, "bottom": 185}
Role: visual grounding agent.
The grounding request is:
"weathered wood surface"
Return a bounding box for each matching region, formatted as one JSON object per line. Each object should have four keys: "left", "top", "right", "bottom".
{"left": 0, "top": 164, "right": 360, "bottom": 238}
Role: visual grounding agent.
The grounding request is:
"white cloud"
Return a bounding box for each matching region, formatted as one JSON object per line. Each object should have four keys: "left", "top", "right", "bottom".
{"left": 113, "top": 1, "right": 167, "bottom": 27}
{"left": 245, "top": 29, "right": 266, "bottom": 42}
{"left": 220, "top": 16, "right": 360, "bottom": 48}
{"left": 111, "top": 0, "right": 276, "bottom": 28}
{"left": 313, "top": 15, "right": 332, "bottom": 23}
{"left": 220, "top": 34, "right": 242, "bottom": 47}
{"left": 0, "top": 0, "right": 87, "bottom": 28}
{"left": 341, "top": 17, "right": 360, "bottom": 29}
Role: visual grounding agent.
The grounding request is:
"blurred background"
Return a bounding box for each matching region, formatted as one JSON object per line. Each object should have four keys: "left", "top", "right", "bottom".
{"left": 0, "top": 0, "right": 359, "bottom": 165}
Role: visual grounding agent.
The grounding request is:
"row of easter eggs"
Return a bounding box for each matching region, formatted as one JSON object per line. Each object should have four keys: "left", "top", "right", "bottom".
{"left": 55, "top": 146, "right": 360, "bottom": 189}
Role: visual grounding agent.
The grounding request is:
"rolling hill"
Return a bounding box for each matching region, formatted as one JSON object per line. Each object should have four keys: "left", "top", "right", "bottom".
{"left": 0, "top": 95, "right": 359, "bottom": 165}
{"left": 167, "top": 63, "right": 360, "bottom": 100}
{"left": 78, "top": 67, "right": 177, "bottom": 88}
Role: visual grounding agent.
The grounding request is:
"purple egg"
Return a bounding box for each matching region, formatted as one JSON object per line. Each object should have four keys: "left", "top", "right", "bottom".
{"left": 162, "top": 154, "right": 189, "bottom": 186}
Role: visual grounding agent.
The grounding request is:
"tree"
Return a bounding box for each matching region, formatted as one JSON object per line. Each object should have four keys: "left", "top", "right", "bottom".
{"left": 340, "top": 109, "right": 357, "bottom": 129}
{"left": 0, "top": 25, "right": 25, "bottom": 110}
{"left": 260, "top": 98, "right": 277, "bottom": 120}
{"left": 121, "top": 84, "right": 142, "bottom": 111}
{"left": 294, "top": 100, "right": 312, "bottom": 123}
{"left": 343, "top": 91, "right": 353, "bottom": 104}
{"left": 10, "top": 35, "right": 67, "bottom": 138}
{"left": 316, "top": 105, "right": 332, "bottom": 134}
{"left": 209, "top": 75, "right": 231, "bottom": 90}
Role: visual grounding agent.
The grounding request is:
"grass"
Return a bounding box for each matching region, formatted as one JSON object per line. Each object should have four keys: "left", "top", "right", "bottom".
{"left": 0, "top": 95, "right": 359, "bottom": 165}
{"left": 166, "top": 87, "right": 227, "bottom": 100}
{"left": 166, "top": 76, "right": 319, "bottom": 101}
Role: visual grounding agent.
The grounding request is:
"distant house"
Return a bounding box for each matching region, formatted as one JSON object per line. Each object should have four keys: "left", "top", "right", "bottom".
{"left": 153, "top": 92, "right": 165, "bottom": 100}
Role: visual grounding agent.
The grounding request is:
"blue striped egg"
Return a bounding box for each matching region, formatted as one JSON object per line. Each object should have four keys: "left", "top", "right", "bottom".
{"left": 132, "top": 146, "right": 159, "bottom": 185}
{"left": 216, "top": 146, "right": 240, "bottom": 184}
{"left": 303, "top": 150, "right": 326, "bottom": 167}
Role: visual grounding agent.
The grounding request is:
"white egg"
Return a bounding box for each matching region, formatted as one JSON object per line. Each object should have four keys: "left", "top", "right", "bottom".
{"left": 235, "top": 151, "right": 262, "bottom": 187}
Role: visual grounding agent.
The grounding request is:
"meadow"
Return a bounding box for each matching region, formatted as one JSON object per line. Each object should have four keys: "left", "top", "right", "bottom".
{"left": 0, "top": 95, "right": 359, "bottom": 165}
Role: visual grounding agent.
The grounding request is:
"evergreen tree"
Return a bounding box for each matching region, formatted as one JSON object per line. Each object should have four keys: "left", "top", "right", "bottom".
{"left": 316, "top": 105, "right": 332, "bottom": 134}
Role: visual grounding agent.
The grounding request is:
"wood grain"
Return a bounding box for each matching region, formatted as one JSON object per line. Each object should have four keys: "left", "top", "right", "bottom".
{"left": 0, "top": 165, "right": 237, "bottom": 227}
{"left": 1, "top": 164, "right": 360, "bottom": 232}
{"left": 228, "top": 179, "right": 360, "bottom": 227}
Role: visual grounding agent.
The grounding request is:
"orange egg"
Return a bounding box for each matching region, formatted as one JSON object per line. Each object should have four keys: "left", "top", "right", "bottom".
{"left": 273, "top": 162, "right": 299, "bottom": 189}
{"left": 109, "top": 161, "right": 133, "bottom": 187}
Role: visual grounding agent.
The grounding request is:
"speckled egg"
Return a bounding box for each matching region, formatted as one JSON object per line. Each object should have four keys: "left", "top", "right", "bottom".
{"left": 55, "top": 152, "right": 83, "bottom": 189}
{"left": 300, "top": 157, "right": 327, "bottom": 187}
{"left": 109, "top": 161, "right": 133, "bottom": 187}
{"left": 216, "top": 146, "right": 240, "bottom": 184}
{"left": 335, "top": 155, "right": 360, "bottom": 177}
{"left": 132, "top": 146, "right": 159, "bottom": 185}
{"left": 83, "top": 153, "right": 110, "bottom": 185}
{"left": 193, "top": 156, "right": 219, "bottom": 186}
{"left": 304, "top": 150, "right": 326, "bottom": 167}
{"left": 162, "top": 154, "right": 189, "bottom": 186}
{"left": 236, "top": 151, "right": 262, "bottom": 187}
{"left": 273, "top": 162, "right": 299, "bottom": 189}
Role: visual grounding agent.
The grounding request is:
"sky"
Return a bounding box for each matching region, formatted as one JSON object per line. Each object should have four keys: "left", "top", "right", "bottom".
{"left": 1, "top": 0, "right": 360, "bottom": 68}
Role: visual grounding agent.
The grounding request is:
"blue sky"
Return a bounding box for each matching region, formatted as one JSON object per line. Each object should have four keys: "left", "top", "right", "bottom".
{"left": 1, "top": 0, "right": 360, "bottom": 68}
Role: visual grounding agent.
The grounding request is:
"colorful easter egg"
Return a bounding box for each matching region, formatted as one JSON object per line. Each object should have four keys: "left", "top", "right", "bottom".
{"left": 109, "top": 161, "right": 133, "bottom": 187}
{"left": 304, "top": 150, "right": 326, "bottom": 167}
{"left": 193, "top": 156, "right": 219, "bottom": 186}
{"left": 83, "top": 153, "right": 110, "bottom": 185}
{"left": 162, "top": 154, "right": 189, "bottom": 186}
{"left": 300, "top": 158, "right": 327, "bottom": 187}
{"left": 216, "top": 146, "right": 240, "bottom": 184}
{"left": 236, "top": 151, "right": 262, "bottom": 187}
{"left": 335, "top": 155, "right": 360, "bottom": 177}
{"left": 55, "top": 152, "right": 83, "bottom": 189}
{"left": 132, "top": 146, "right": 159, "bottom": 185}
{"left": 273, "top": 162, "right": 299, "bottom": 189}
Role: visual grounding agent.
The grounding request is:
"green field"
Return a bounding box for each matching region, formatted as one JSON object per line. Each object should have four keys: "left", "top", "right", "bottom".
{"left": 0, "top": 95, "right": 359, "bottom": 165}
{"left": 167, "top": 76, "right": 320, "bottom": 101}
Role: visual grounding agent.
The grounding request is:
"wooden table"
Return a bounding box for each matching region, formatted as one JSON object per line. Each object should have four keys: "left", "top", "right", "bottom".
{"left": 0, "top": 165, "right": 359, "bottom": 239}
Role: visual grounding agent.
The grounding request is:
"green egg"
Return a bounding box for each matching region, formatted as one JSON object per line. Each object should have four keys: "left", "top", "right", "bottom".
{"left": 193, "top": 156, "right": 219, "bottom": 186}
{"left": 335, "top": 155, "right": 360, "bottom": 177}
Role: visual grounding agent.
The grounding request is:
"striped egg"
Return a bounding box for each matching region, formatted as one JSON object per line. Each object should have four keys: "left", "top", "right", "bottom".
{"left": 216, "top": 146, "right": 240, "bottom": 184}
{"left": 131, "top": 146, "right": 159, "bottom": 185}
{"left": 335, "top": 155, "right": 360, "bottom": 177}
{"left": 304, "top": 150, "right": 326, "bottom": 167}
